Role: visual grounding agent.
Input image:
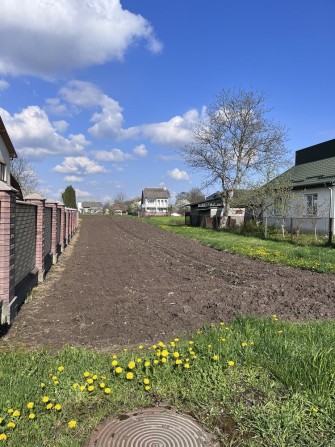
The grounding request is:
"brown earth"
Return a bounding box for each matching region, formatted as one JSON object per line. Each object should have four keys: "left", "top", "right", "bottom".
{"left": 2, "top": 216, "right": 335, "bottom": 350}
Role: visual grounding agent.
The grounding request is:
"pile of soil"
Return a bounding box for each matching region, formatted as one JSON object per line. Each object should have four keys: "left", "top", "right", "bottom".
{"left": 3, "top": 216, "right": 335, "bottom": 349}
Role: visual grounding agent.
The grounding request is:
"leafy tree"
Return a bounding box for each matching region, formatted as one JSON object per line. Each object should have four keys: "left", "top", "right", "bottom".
{"left": 10, "top": 156, "right": 40, "bottom": 197}
{"left": 180, "top": 88, "right": 288, "bottom": 227}
{"left": 62, "top": 185, "right": 77, "bottom": 208}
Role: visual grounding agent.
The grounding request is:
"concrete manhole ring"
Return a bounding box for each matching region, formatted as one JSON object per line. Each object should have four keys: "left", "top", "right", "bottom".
{"left": 86, "top": 408, "right": 219, "bottom": 447}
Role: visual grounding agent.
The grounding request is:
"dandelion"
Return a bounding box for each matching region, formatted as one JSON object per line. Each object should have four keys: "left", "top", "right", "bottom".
{"left": 152, "top": 344, "right": 157, "bottom": 349}
{"left": 72, "top": 383, "right": 79, "bottom": 389}
{"left": 137, "top": 358, "right": 142, "bottom": 363}
{"left": 277, "top": 330, "right": 283, "bottom": 334}
{"left": 51, "top": 375, "right": 58, "bottom": 381}
{"left": 54, "top": 381, "right": 59, "bottom": 385}
{"left": 161, "top": 358, "right": 167, "bottom": 363}
{"left": 188, "top": 341, "right": 194, "bottom": 345}
{"left": 92, "top": 374, "right": 98, "bottom": 380}
{"left": 143, "top": 378, "right": 150, "bottom": 385}
{"left": 87, "top": 386, "right": 95, "bottom": 392}
{"left": 54, "top": 404, "right": 62, "bottom": 411}
{"left": 99, "top": 382, "right": 106, "bottom": 389}
{"left": 145, "top": 385, "right": 151, "bottom": 391}
{"left": 115, "top": 367, "right": 123, "bottom": 374}
{"left": 144, "top": 361, "right": 150, "bottom": 367}
{"left": 241, "top": 342, "right": 248, "bottom": 347}
{"left": 80, "top": 386, "right": 85, "bottom": 392}
{"left": 0, "top": 434, "right": 7, "bottom": 441}
{"left": 7, "top": 422, "right": 16, "bottom": 429}
{"left": 57, "top": 366, "right": 64, "bottom": 372}
{"left": 184, "top": 363, "right": 190, "bottom": 369}
{"left": 46, "top": 403, "right": 53, "bottom": 410}
{"left": 40, "top": 383, "right": 46, "bottom": 388}
{"left": 208, "top": 344, "right": 212, "bottom": 349}
{"left": 158, "top": 342, "right": 165, "bottom": 347}
{"left": 153, "top": 359, "right": 159, "bottom": 365}
{"left": 12, "top": 410, "right": 20, "bottom": 417}
{"left": 7, "top": 409, "right": 13, "bottom": 414}
{"left": 68, "top": 420, "right": 77, "bottom": 429}
{"left": 86, "top": 378, "right": 94, "bottom": 384}
{"left": 111, "top": 360, "right": 118, "bottom": 367}
{"left": 170, "top": 341, "right": 176, "bottom": 347}
{"left": 227, "top": 361, "right": 235, "bottom": 367}
{"left": 28, "top": 413, "right": 36, "bottom": 420}
{"left": 128, "top": 361, "right": 136, "bottom": 370}
{"left": 126, "top": 372, "right": 134, "bottom": 380}
{"left": 175, "top": 359, "right": 182, "bottom": 365}
{"left": 212, "top": 355, "right": 219, "bottom": 361}
{"left": 42, "top": 396, "right": 50, "bottom": 403}
{"left": 173, "top": 352, "right": 180, "bottom": 358}
{"left": 83, "top": 371, "right": 90, "bottom": 378}
{"left": 220, "top": 322, "right": 225, "bottom": 326}
{"left": 112, "top": 355, "right": 117, "bottom": 359}
{"left": 138, "top": 345, "right": 143, "bottom": 350}
{"left": 104, "top": 388, "right": 111, "bottom": 394}
{"left": 174, "top": 338, "right": 179, "bottom": 342}
{"left": 161, "top": 350, "right": 169, "bottom": 357}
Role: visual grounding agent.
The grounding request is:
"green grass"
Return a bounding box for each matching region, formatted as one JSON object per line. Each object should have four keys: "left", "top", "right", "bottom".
{"left": 0, "top": 316, "right": 334, "bottom": 446}
{"left": 141, "top": 216, "right": 335, "bottom": 273}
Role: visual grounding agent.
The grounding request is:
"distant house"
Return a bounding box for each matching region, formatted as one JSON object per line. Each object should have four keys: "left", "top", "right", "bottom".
{"left": 79, "top": 201, "right": 103, "bottom": 214}
{"left": 0, "top": 116, "right": 17, "bottom": 186}
{"left": 264, "top": 139, "right": 335, "bottom": 236}
{"left": 186, "top": 192, "right": 245, "bottom": 228}
{"left": 140, "top": 188, "right": 170, "bottom": 216}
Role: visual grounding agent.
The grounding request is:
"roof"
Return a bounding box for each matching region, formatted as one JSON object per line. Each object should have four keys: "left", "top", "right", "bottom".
{"left": 284, "top": 157, "right": 335, "bottom": 188}
{"left": 0, "top": 116, "right": 17, "bottom": 158}
{"left": 82, "top": 201, "right": 103, "bottom": 208}
{"left": 142, "top": 188, "right": 170, "bottom": 199}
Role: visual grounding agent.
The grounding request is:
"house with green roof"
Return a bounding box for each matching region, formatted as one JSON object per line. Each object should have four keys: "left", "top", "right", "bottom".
{"left": 265, "top": 139, "right": 335, "bottom": 236}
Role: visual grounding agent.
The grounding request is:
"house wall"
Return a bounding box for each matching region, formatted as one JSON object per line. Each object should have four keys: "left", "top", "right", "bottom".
{"left": 141, "top": 198, "right": 169, "bottom": 215}
{"left": 0, "top": 136, "right": 11, "bottom": 185}
{"left": 0, "top": 186, "right": 79, "bottom": 325}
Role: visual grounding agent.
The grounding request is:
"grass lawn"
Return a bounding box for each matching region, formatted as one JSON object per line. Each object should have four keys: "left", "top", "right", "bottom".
{"left": 1, "top": 316, "right": 334, "bottom": 446}
{"left": 141, "top": 216, "right": 335, "bottom": 274}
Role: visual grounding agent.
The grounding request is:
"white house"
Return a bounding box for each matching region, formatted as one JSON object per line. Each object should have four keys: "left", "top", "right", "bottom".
{"left": 265, "top": 139, "right": 335, "bottom": 236}
{"left": 0, "top": 116, "right": 17, "bottom": 186}
{"left": 140, "top": 188, "right": 170, "bottom": 216}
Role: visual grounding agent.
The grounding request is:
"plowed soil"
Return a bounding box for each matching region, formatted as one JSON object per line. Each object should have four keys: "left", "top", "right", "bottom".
{"left": 3, "top": 216, "right": 335, "bottom": 349}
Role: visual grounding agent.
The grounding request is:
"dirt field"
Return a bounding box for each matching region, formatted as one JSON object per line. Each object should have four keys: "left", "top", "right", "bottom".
{"left": 3, "top": 216, "right": 335, "bottom": 349}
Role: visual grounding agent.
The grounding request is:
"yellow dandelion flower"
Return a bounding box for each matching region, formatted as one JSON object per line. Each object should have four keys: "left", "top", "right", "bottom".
{"left": 138, "top": 345, "right": 143, "bottom": 350}
{"left": 158, "top": 342, "right": 165, "bottom": 347}
{"left": 208, "top": 344, "right": 212, "bottom": 349}
{"left": 143, "top": 378, "right": 150, "bottom": 385}
{"left": 212, "top": 355, "right": 219, "bottom": 361}
{"left": 152, "top": 344, "right": 157, "bottom": 349}
{"left": 145, "top": 385, "right": 151, "bottom": 391}
{"left": 188, "top": 341, "right": 194, "bottom": 345}
{"left": 86, "top": 378, "right": 94, "bottom": 384}
{"left": 128, "top": 361, "right": 136, "bottom": 370}
{"left": 174, "top": 338, "right": 179, "bottom": 342}
{"left": 112, "top": 354, "right": 117, "bottom": 359}
{"left": 250, "top": 341, "right": 255, "bottom": 345}
{"left": 54, "top": 404, "right": 62, "bottom": 411}
{"left": 161, "top": 349, "right": 169, "bottom": 357}
{"left": 12, "top": 410, "right": 20, "bottom": 417}
{"left": 104, "top": 387, "right": 111, "bottom": 394}
{"left": 227, "top": 361, "right": 235, "bottom": 367}
{"left": 7, "top": 422, "right": 16, "bottom": 429}
{"left": 7, "top": 409, "right": 13, "bottom": 414}
{"left": 68, "top": 420, "right": 77, "bottom": 429}
{"left": 42, "top": 396, "right": 50, "bottom": 403}
{"left": 28, "top": 413, "right": 36, "bottom": 420}
{"left": 277, "top": 330, "right": 283, "bottom": 334}
{"left": 126, "top": 372, "right": 134, "bottom": 380}
{"left": 40, "top": 382, "right": 46, "bottom": 388}
{"left": 241, "top": 342, "right": 248, "bottom": 347}
{"left": 54, "top": 381, "right": 59, "bottom": 385}
{"left": 170, "top": 341, "right": 176, "bottom": 347}
{"left": 83, "top": 371, "right": 90, "bottom": 377}
{"left": 92, "top": 374, "right": 98, "bottom": 380}
{"left": 57, "top": 366, "right": 64, "bottom": 372}
{"left": 46, "top": 403, "right": 53, "bottom": 410}
{"left": 111, "top": 360, "right": 118, "bottom": 366}
{"left": 115, "top": 367, "right": 123, "bottom": 374}
{"left": 0, "top": 434, "right": 7, "bottom": 441}
{"left": 87, "top": 385, "right": 95, "bottom": 392}
{"left": 137, "top": 358, "right": 142, "bottom": 363}
{"left": 184, "top": 363, "right": 190, "bottom": 369}
{"left": 80, "top": 386, "right": 85, "bottom": 391}
{"left": 161, "top": 357, "right": 167, "bottom": 363}
{"left": 99, "top": 382, "right": 106, "bottom": 389}
{"left": 51, "top": 375, "right": 57, "bottom": 381}
{"left": 220, "top": 322, "right": 225, "bottom": 326}
{"left": 144, "top": 361, "right": 150, "bottom": 367}
{"left": 153, "top": 359, "right": 159, "bottom": 365}
{"left": 72, "top": 383, "right": 79, "bottom": 389}
{"left": 173, "top": 352, "right": 180, "bottom": 358}
{"left": 175, "top": 359, "right": 182, "bottom": 365}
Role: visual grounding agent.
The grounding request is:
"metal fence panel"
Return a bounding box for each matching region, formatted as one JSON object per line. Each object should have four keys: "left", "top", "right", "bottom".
{"left": 43, "top": 206, "right": 52, "bottom": 257}
{"left": 15, "top": 202, "right": 36, "bottom": 286}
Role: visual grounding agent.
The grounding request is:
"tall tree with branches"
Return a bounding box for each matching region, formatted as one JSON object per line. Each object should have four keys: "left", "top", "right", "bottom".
{"left": 180, "top": 88, "right": 288, "bottom": 227}
{"left": 10, "top": 156, "right": 40, "bottom": 197}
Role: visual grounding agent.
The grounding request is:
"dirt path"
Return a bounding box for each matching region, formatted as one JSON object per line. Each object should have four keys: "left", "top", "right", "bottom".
{"left": 2, "top": 216, "right": 335, "bottom": 349}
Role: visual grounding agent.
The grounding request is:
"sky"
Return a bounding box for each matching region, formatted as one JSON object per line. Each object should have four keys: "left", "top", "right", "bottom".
{"left": 0, "top": 0, "right": 335, "bottom": 204}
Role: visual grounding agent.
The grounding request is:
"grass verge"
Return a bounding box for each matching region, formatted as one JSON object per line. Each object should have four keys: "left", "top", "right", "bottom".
{"left": 0, "top": 316, "right": 334, "bottom": 446}
{"left": 141, "top": 216, "right": 335, "bottom": 273}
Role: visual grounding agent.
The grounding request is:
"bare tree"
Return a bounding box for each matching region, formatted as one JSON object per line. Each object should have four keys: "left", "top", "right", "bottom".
{"left": 180, "top": 88, "right": 288, "bottom": 227}
{"left": 10, "top": 157, "right": 40, "bottom": 197}
{"left": 114, "top": 192, "right": 127, "bottom": 211}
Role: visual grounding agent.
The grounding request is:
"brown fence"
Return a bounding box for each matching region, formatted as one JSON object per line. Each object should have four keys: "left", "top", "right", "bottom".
{"left": 0, "top": 187, "right": 79, "bottom": 324}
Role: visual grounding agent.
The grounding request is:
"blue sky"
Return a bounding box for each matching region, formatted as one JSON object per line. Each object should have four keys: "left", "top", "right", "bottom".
{"left": 0, "top": 0, "right": 335, "bottom": 203}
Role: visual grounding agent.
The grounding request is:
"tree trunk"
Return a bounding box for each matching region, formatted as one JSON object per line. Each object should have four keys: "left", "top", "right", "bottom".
{"left": 219, "top": 190, "right": 233, "bottom": 228}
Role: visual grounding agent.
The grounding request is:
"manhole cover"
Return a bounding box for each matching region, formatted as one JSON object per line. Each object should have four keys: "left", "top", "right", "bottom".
{"left": 86, "top": 408, "right": 218, "bottom": 447}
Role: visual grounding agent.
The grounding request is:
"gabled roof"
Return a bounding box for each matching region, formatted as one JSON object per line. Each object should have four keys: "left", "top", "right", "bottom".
{"left": 0, "top": 116, "right": 17, "bottom": 158}
{"left": 82, "top": 201, "right": 103, "bottom": 208}
{"left": 142, "top": 188, "right": 170, "bottom": 199}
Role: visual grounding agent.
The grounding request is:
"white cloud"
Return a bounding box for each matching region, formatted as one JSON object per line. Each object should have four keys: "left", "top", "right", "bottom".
{"left": 0, "top": 0, "right": 162, "bottom": 78}
{"left": 94, "top": 148, "right": 132, "bottom": 162}
{"left": 75, "top": 188, "right": 93, "bottom": 199}
{"left": 133, "top": 144, "right": 148, "bottom": 157}
{"left": 0, "top": 106, "right": 89, "bottom": 159}
{"left": 63, "top": 175, "right": 83, "bottom": 183}
{"left": 0, "top": 80, "right": 9, "bottom": 90}
{"left": 53, "top": 120, "right": 69, "bottom": 132}
{"left": 168, "top": 168, "right": 189, "bottom": 181}
{"left": 53, "top": 156, "right": 106, "bottom": 174}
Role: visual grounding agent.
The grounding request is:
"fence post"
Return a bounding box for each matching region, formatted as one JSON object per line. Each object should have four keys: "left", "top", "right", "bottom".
{"left": 46, "top": 199, "right": 58, "bottom": 264}
{"left": 58, "top": 203, "right": 65, "bottom": 253}
{"left": 0, "top": 184, "right": 16, "bottom": 324}
{"left": 25, "top": 193, "right": 46, "bottom": 283}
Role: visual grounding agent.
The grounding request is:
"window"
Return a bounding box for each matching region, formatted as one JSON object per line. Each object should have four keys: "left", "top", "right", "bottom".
{"left": 306, "top": 194, "right": 318, "bottom": 216}
{"left": 0, "top": 162, "right": 5, "bottom": 182}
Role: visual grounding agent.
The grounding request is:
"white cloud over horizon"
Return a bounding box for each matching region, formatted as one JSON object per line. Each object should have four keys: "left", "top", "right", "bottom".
{"left": 0, "top": 0, "right": 162, "bottom": 78}
{"left": 168, "top": 168, "right": 189, "bottom": 181}
{"left": 53, "top": 156, "right": 106, "bottom": 174}
{"left": 93, "top": 148, "right": 132, "bottom": 162}
{"left": 63, "top": 175, "right": 83, "bottom": 183}
{"left": 133, "top": 144, "right": 148, "bottom": 157}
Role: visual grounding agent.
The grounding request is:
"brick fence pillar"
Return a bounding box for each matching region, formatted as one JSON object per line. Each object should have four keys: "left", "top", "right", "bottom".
{"left": 0, "top": 183, "right": 16, "bottom": 324}
{"left": 46, "top": 199, "right": 58, "bottom": 264}
{"left": 58, "top": 203, "right": 65, "bottom": 253}
{"left": 65, "top": 209, "right": 69, "bottom": 245}
{"left": 25, "top": 193, "right": 46, "bottom": 283}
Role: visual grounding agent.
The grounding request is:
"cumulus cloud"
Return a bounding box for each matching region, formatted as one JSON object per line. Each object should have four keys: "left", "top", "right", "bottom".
{"left": 0, "top": 0, "right": 162, "bottom": 78}
{"left": 53, "top": 156, "right": 106, "bottom": 174}
{"left": 168, "top": 168, "right": 189, "bottom": 181}
{"left": 52, "top": 120, "right": 69, "bottom": 132}
{"left": 93, "top": 148, "right": 132, "bottom": 162}
{"left": 0, "top": 80, "right": 9, "bottom": 90}
{"left": 0, "top": 106, "right": 90, "bottom": 159}
{"left": 133, "top": 144, "right": 148, "bottom": 157}
{"left": 75, "top": 188, "right": 93, "bottom": 199}
{"left": 63, "top": 175, "right": 83, "bottom": 183}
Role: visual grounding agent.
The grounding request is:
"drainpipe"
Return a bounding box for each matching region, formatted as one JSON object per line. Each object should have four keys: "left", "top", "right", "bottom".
{"left": 327, "top": 185, "right": 333, "bottom": 244}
